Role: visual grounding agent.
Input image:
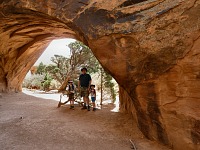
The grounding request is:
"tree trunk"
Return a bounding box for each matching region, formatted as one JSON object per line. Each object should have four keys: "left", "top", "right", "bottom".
{"left": 58, "top": 76, "right": 70, "bottom": 92}
{"left": 100, "top": 68, "right": 103, "bottom": 109}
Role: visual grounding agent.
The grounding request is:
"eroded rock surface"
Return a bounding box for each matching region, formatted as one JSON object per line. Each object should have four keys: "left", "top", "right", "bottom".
{"left": 0, "top": 0, "right": 200, "bottom": 149}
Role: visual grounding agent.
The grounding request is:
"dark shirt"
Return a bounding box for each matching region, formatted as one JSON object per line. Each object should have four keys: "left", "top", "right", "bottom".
{"left": 79, "top": 73, "right": 91, "bottom": 87}
{"left": 68, "top": 84, "right": 74, "bottom": 91}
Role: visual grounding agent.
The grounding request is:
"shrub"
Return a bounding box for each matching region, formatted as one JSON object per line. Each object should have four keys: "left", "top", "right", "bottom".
{"left": 23, "top": 74, "right": 45, "bottom": 89}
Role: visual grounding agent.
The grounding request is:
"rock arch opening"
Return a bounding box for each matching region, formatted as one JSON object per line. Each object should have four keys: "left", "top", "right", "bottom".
{"left": 1, "top": 1, "right": 200, "bottom": 149}
{"left": 22, "top": 37, "right": 119, "bottom": 108}
{"left": 23, "top": 38, "right": 75, "bottom": 90}
{"left": 0, "top": 6, "right": 79, "bottom": 92}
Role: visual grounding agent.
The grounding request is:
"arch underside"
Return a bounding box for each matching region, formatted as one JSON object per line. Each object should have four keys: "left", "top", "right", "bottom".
{"left": 0, "top": 0, "right": 200, "bottom": 149}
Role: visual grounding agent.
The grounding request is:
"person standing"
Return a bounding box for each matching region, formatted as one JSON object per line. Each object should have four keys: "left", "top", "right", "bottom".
{"left": 90, "top": 85, "right": 96, "bottom": 111}
{"left": 78, "top": 67, "right": 92, "bottom": 111}
{"left": 67, "top": 80, "right": 75, "bottom": 110}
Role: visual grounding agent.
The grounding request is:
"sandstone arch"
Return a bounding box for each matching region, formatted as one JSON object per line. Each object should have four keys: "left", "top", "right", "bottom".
{"left": 0, "top": 0, "right": 200, "bottom": 149}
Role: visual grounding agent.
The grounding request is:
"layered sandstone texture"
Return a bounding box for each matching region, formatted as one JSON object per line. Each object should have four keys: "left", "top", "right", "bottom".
{"left": 0, "top": 0, "right": 200, "bottom": 149}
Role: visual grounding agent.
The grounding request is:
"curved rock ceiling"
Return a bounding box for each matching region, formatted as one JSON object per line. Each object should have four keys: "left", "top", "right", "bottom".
{"left": 0, "top": 0, "right": 200, "bottom": 149}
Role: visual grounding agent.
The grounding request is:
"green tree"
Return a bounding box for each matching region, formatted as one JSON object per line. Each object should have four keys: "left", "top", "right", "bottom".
{"left": 23, "top": 74, "right": 45, "bottom": 89}
{"left": 45, "top": 55, "right": 70, "bottom": 85}
{"left": 103, "top": 71, "right": 116, "bottom": 103}
{"left": 98, "top": 67, "right": 117, "bottom": 105}
{"left": 58, "top": 41, "right": 100, "bottom": 91}
{"left": 41, "top": 73, "right": 52, "bottom": 91}
{"left": 36, "top": 62, "right": 46, "bottom": 75}
{"left": 30, "top": 40, "right": 118, "bottom": 102}
{"left": 68, "top": 41, "right": 117, "bottom": 103}
{"left": 68, "top": 41, "right": 100, "bottom": 74}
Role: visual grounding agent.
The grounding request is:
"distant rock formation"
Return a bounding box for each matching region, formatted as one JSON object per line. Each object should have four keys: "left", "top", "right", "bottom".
{"left": 30, "top": 66, "right": 37, "bottom": 75}
{"left": 0, "top": 0, "right": 199, "bottom": 149}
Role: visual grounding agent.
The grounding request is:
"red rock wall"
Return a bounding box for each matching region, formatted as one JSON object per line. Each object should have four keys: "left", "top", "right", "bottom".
{"left": 117, "top": 35, "right": 200, "bottom": 149}
{"left": 157, "top": 35, "right": 200, "bottom": 149}
{"left": 0, "top": 0, "right": 200, "bottom": 149}
{"left": 0, "top": 4, "right": 77, "bottom": 92}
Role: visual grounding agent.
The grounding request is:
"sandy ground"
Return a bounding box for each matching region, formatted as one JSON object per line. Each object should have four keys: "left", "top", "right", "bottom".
{"left": 0, "top": 92, "right": 170, "bottom": 150}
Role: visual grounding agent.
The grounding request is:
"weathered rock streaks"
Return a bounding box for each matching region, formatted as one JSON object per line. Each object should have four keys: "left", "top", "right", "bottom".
{"left": 0, "top": 0, "right": 199, "bottom": 149}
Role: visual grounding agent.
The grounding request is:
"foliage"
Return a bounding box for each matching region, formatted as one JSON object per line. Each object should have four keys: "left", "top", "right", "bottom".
{"left": 68, "top": 41, "right": 99, "bottom": 77}
{"left": 96, "top": 67, "right": 117, "bottom": 103}
{"left": 50, "top": 79, "right": 61, "bottom": 89}
{"left": 45, "top": 55, "right": 70, "bottom": 85}
{"left": 103, "top": 71, "right": 116, "bottom": 102}
{"left": 25, "top": 40, "right": 118, "bottom": 103}
{"left": 41, "top": 73, "right": 53, "bottom": 91}
{"left": 23, "top": 74, "right": 44, "bottom": 89}
{"left": 36, "top": 62, "right": 46, "bottom": 75}
{"left": 68, "top": 41, "right": 118, "bottom": 102}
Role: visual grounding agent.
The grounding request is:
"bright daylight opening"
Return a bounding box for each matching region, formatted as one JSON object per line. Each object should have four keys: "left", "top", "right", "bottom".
{"left": 22, "top": 38, "right": 119, "bottom": 112}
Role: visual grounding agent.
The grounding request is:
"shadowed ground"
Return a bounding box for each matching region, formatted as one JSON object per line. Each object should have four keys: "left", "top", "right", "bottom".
{"left": 0, "top": 93, "right": 169, "bottom": 150}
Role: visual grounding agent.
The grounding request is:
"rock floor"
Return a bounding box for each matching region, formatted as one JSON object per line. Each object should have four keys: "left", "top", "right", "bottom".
{"left": 0, "top": 93, "right": 170, "bottom": 150}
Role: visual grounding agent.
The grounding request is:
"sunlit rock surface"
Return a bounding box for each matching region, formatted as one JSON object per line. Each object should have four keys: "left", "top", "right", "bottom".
{"left": 0, "top": 0, "right": 200, "bottom": 149}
